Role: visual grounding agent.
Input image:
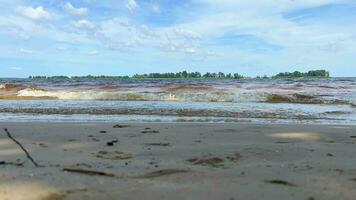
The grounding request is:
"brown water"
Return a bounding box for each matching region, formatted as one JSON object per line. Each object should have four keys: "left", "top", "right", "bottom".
{"left": 0, "top": 78, "right": 355, "bottom": 123}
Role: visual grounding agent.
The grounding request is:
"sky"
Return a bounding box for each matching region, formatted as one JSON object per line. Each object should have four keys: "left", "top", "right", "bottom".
{"left": 0, "top": 0, "right": 356, "bottom": 77}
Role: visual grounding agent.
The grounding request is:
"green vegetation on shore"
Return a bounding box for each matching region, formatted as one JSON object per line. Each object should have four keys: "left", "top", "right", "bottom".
{"left": 28, "top": 70, "right": 330, "bottom": 80}
{"left": 132, "top": 71, "right": 244, "bottom": 79}
{"left": 272, "top": 70, "right": 330, "bottom": 78}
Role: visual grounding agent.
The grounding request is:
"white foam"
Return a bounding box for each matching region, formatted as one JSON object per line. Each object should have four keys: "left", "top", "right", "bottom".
{"left": 17, "top": 88, "right": 268, "bottom": 102}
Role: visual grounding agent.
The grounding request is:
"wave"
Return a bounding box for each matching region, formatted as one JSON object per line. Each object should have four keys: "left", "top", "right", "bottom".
{"left": 266, "top": 94, "right": 350, "bottom": 105}
{"left": 16, "top": 88, "right": 266, "bottom": 102}
{"left": 0, "top": 82, "right": 349, "bottom": 106}
{"left": 0, "top": 83, "right": 26, "bottom": 91}
{"left": 4, "top": 88, "right": 351, "bottom": 106}
{"left": 164, "top": 84, "right": 213, "bottom": 92}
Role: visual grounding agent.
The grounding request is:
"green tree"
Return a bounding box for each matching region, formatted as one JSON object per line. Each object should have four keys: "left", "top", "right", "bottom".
{"left": 233, "top": 73, "right": 243, "bottom": 79}
{"left": 218, "top": 72, "right": 225, "bottom": 78}
{"left": 182, "top": 71, "right": 188, "bottom": 78}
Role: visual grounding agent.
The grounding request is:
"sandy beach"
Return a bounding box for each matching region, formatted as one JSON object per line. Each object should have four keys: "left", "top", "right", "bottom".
{"left": 0, "top": 122, "right": 356, "bottom": 200}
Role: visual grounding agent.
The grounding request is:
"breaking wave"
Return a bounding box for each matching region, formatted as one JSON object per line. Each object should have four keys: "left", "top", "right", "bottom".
{"left": 0, "top": 83, "right": 26, "bottom": 91}
{"left": 11, "top": 88, "right": 353, "bottom": 106}
{"left": 15, "top": 88, "right": 266, "bottom": 102}
{"left": 266, "top": 94, "right": 350, "bottom": 105}
{"left": 0, "top": 78, "right": 354, "bottom": 107}
{"left": 1, "top": 78, "right": 355, "bottom": 124}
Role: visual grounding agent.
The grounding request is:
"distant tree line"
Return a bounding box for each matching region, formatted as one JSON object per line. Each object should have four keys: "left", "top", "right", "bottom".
{"left": 272, "top": 70, "right": 330, "bottom": 78}
{"left": 132, "top": 71, "right": 244, "bottom": 79}
{"left": 28, "top": 75, "right": 130, "bottom": 80}
{"left": 28, "top": 70, "right": 330, "bottom": 80}
{"left": 28, "top": 71, "right": 244, "bottom": 80}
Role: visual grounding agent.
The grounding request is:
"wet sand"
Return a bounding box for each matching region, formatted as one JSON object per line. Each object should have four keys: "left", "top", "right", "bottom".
{"left": 0, "top": 122, "right": 356, "bottom": 200}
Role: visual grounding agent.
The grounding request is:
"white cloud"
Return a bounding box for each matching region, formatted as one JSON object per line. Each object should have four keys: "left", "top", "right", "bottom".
{"left": 125, "top": 0, "right": 138, "bottom": 13}
{"left": 19, "top": 48, "right": 34, "bottom": 54}
{"left": 176, "top": 1, "right": 356, "bottom": 55}
{"left": 64, "top": 2, "right": 88, "bottom": 16}
{"left": 0, "top": 14, "right": 95, "bottom": 47}
{"left": 16, "top": 6, "right": 52, "bottom": 20}
{"left": 194, "top": 0, "right": 339, "bottom": 13}
{"left": 5, "top": 0, "right": 354, "bottom": 66}
{"left": 73, "top": 19, "right": 96, "bottom": 29}
{"left": 10, "top": 67, "right": 22, "bottom": 70}
{"left": 184, "top": 47, "right": 197, "bottom": 54}
{"left": 152, "top": 3, "right": 160, "bottom": 13}
{"left": 88, "top": 50, "right": 98, "bottom": 55}
{"left": 174, "top": 29, "right": 201, "bottom": 40}
{"left": 96, "top": 17, "right": 203, "bottom": 53}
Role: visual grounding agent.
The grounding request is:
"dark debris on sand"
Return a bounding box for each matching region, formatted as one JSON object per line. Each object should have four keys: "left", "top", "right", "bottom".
{"left": 106, "top": 140, "right": 119, "bottom": 146}
{"left": 0, "top": 161, "right": 24, "bottom": 167}
{"left": 63, "top": 168, "right": 115, "bottom": 177}
{"left": 39, "top": 143, "right": 48, "bottom": 148}
{"left": 145, "top": 143, "right": 170, "bottom": 147}
{"left": 94, "top": 151, "right": 133, "bottom": 160}
{"left": 226, "top": 153, "right": 242, "bottom": 162}
{"left": 275, "top": 141, "right": 295, "bottom": 144}
{"left": 264, "top": 180, "right": 296, "bottom": 187}
{"left": 137, "top": 169, "right": 189, "bottom": 178}
{"left": 141, "top": 130, "right": 160, "bottom": 134}
{"left": 113, "top": 124, "right": 130, "bottom": 128}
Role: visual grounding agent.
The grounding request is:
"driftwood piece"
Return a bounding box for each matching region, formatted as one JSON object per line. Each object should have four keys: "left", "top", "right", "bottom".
{"left": 0, "top": 161, "right": 24, "bottom": 166}
{"left": 3, "top": 128, "right": 41, "bottom": 167}
{"left": 63, "top": 168, "right": 116, "bottom": 177}
{"left": 136, "top": 169, "right": 189, "bottom": 178}
{"left": 264, "top": 179, "right": 296, "bottom": 186}
{"left": 144, "top": 143, "right": 170, "bottom": 147}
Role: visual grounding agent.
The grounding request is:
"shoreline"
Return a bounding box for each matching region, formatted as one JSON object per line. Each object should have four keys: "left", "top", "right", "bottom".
{"left": 1, "top": 122, "right": 356, "bottom": 200}
{"left": 1, "top": 120, "right": 356, "bottom": 125}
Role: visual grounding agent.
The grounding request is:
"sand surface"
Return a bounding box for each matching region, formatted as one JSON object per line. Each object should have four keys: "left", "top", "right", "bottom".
{"left": 0, "top": 122, "right": 356, "bottom": 200}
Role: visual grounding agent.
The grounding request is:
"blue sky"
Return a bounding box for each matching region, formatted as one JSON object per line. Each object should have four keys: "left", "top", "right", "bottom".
{"left": 1, "top": 0, "right": 356, "bottom": 77}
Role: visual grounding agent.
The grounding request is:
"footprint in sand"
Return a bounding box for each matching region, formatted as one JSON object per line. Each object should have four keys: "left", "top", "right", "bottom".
{"left": 93, "top": 151, "right": 133, "bottom": 160}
